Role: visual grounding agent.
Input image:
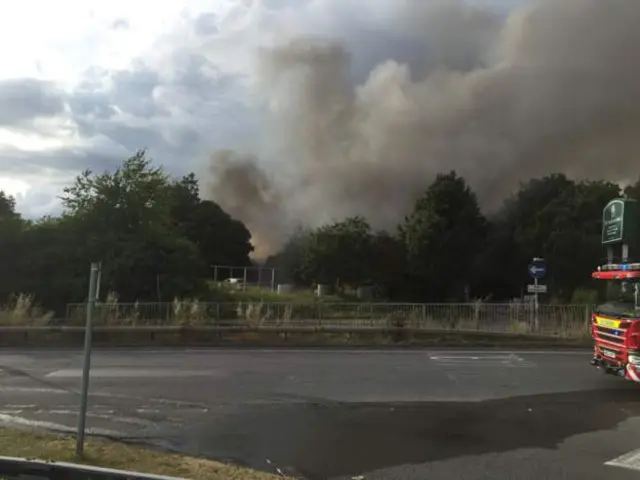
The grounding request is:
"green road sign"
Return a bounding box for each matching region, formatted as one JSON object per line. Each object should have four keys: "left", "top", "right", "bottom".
{"left": 602, "top": 197, "right": 638, "bottom": 245}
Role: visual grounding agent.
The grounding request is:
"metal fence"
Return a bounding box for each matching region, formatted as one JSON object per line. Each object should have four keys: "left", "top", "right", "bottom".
{"left": 64, "top": 302, "right": 592, "bottom": 338}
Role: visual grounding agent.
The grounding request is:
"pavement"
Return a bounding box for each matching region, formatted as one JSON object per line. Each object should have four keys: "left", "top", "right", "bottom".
{"left": 1, "top": 348, "right": 640, "bottom": 479}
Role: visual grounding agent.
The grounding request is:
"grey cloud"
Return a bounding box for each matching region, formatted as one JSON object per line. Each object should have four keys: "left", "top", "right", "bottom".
{"left": 15, "top": 187, "right": 65, "bottom": 219}
{"left": 68, "top": 91, "right": 117, "bottom": 119}
{"left": 0, "top": 79, "right": 65, "bottom": 127}
{"left": 0, "top": 144, "right": 126, "bottom": 176}
{"left": 109, "top": 61, "right": 166, "bottom": 118}
{"left": 193, "top": 13, "right": 219, "bottom": 36}
{"left": 69, "top": 62, "right": 165, "bottom": 120}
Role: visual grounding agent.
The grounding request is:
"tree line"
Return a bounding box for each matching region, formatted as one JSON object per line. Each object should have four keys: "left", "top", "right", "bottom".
{"left": 0, "top": 150, "right": 635, "bottom": 314}
{"left": 266, "top": 172, "right": 640, "bottom": 304}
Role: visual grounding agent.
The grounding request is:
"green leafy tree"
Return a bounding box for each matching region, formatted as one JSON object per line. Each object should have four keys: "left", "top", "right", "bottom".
{"left": 400, "top": 171, "right": 487, "bottom": 301}
{"left": 0, "top": 192, "right": 27, "bottom": 301}
{"left": 59, "top": 150, "right": 208, "bottom": 303}
{"left": 370, "top": 231, "right": 407, "bottom": 297}
{"left": 169, "top": 174, "right": 253, "bottom": 270}
{"left": 294, "top": 216, "right": 376, "bottom": 288}
{"left": 497, "top": 175, "right": 619, "bottom": 300}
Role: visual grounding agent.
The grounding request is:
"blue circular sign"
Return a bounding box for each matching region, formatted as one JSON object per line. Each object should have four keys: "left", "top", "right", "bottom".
{"left": 528, "top": 258, "right": 547, "bottom": 279}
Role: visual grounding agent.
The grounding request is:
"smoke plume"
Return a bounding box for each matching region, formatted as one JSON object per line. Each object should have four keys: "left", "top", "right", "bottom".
{"left": 208, "top": 0, "right": 640, "bottom": 256}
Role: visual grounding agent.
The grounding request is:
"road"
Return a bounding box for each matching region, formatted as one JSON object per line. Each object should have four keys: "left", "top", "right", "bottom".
{"left": 1, "top": 348, "right": 640, "bottom": 479}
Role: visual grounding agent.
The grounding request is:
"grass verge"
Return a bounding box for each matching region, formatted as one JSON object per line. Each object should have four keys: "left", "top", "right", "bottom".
{"left": 0, "top": 428, "right": 281, "bottom": 480}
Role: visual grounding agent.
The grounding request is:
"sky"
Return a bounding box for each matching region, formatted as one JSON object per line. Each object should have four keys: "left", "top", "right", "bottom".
{"left": 0, "top": 0, "right": 521, "bottom": 219}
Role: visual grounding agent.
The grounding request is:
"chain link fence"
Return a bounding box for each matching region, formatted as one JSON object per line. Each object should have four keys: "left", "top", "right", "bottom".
{"left": 63, "top": 302, "right": 592, "bottom": 338}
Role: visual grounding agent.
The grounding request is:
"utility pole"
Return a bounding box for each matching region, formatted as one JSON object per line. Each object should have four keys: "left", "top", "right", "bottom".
{"left": 76, "top": 262, "right": 101, "bottom": 456}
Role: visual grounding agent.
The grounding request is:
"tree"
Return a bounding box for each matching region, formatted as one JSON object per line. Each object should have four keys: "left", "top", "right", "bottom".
{"left": 14, "top": 216, "right": 88, "bottom": 313}
{"left": 264, "top": 226, "right": 313, "bottom": 284}
{"left": 370, "top": 230, "right": 407, "bottom": 298}
{"left": 169, "top": 174, "right": 253, "bottom": 270}
{"left": 497, "top": 175, "right": 619, "bottom": 300}
{"left": 293, "top": 216, "right": 376, "bottom": 288}
{"left": 0, "top": 192, "right": 27, "bottom": 302}
{"left": 400, "top": 171, "right": 487, "bottom": 301}
{"left": 58, "top": 151, "right": 208, "bottom": 303}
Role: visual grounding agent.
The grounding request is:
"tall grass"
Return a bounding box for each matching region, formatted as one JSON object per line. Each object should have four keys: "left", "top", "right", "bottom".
{"left": 0, "top": 294, "right": 53, "bottom": 326}
{"left": 2, "top": 291, "right": 593, "bottom": 340}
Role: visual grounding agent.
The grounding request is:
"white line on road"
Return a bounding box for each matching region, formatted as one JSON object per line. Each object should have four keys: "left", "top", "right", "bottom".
{"left": 0, "top": 385, "right": 208, "bottom": 410}
{"left": 46, "top": 368, "right": 222, "bottom": 378}
{"left": 0, "top": 386, "right": 67, "bottom": 394}
{"left": 0, "top": 413, "right": 123, "bottom": 437}
{"left": 429, "top": 353, "right": 537, "bottom": 369}
{"left": 426, "top": 350, "right": 586, "bottom": 356}
{"left": 38, "top": 410, "right": 154, "bottom": 426}
{"left": 606, "top": 448, "right": 640, "bottom": 472}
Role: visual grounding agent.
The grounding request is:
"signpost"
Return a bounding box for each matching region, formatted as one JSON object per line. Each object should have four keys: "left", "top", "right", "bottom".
{"left": 602, "top": 197, "right": 638, "bottom": 262}
{"left": 528, "top": 257, "right": 547, "bottom": 332}
{"left": 602, "top": 199, "right": 625, "bottom": 245}
{"left": 527, "top": 284, "right": 547, "bottom": 293}
{"left": 76, "top": 262, "right": 101, "bottom": 456}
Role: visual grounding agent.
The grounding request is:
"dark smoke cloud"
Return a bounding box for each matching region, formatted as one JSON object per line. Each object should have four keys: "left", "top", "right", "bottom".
{"left": 208, "top": 0, "right": 640, "bottom": 256}
{"left": 208, "top": 150, "right": 285, "bottom": 258}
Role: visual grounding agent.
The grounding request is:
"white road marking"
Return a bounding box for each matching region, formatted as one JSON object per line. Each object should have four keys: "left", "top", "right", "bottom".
{"left": 0, "top": 413, "right": 123, "bottom": 437}
{"left": 46, "top": 368, "right": 220, "bottom": 378}
{"left": 38, "top": 410, "right": 154, "bottom": 426}
{"left": 426, "top": 350, "right": 585, "bottom": 356}
{"left": 429, "top": 353, "right": 536, "bottom": 368}
{"left": 0, "top": 386, "right": 67, "bottom": 394}
{"left": 0, "top": 386, "right": 208, "bottom": 410}
{"left": 606, "top": 448, "right": 640, "bottom": 471}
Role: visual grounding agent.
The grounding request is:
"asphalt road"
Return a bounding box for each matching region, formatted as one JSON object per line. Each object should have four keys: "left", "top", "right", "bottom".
{"left": 1, "top": 348, "right": 640, "bottom": 479}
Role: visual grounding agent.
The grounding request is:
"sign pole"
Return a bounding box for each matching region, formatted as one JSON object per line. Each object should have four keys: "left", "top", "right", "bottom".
{"left": 527, "top": 257, "right": 546, "bottom": 333}
{"left": 534, "top": 276, "right": 539, "bottom": 332}
{"left": 76, "top": 262, "right": 100, "bottom": 456}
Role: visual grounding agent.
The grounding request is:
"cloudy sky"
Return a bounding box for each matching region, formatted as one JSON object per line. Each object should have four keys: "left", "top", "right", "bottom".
{"left": 0, "top": 0, "right": 521, "bottom": 218}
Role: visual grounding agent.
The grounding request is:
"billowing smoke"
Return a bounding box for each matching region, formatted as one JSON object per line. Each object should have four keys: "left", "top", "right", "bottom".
{"left": 208, "top": 0, "right": 640, "bottom": 257}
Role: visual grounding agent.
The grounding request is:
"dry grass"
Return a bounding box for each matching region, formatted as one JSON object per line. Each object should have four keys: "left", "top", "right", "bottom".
{"left": 0, "top": 294, "right": 53, "bottom": 326}
{"left": 7, "top": 292, "right": 591, "bottom": 340}
{"left": 0, "top": 428, "right": 282, "bottom": 480}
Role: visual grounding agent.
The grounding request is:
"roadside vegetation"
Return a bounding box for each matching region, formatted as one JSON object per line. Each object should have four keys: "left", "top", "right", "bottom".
{"left": 0, "top": 292, "right": 590, "bottom": 342}
{"left": 0, "top": 427, "right": 281, "bottom": 479}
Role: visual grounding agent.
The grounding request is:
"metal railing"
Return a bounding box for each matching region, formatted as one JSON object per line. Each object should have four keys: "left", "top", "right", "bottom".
{"left": 62, "top": 302, "right": 592, "bottom": 338}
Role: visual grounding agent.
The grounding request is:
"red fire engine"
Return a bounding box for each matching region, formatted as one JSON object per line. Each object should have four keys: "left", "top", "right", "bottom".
{"left": 589, "top": 196, "right": 640, "bottom": 380}
{"left": 590, "top": 264, "right": 640, "bottom": 380}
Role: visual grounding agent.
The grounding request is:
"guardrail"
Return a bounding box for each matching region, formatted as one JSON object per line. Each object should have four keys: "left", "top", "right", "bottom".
{"left": 60, "top": 302, "right": 591, "bottom": 338}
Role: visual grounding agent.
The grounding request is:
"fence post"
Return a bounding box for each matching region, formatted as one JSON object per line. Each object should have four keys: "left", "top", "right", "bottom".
{"left": 585, "top": 304, "right": 592, "bottom": 336}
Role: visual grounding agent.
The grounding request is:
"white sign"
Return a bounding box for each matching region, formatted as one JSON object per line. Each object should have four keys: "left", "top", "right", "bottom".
{"left": 527, "top": 284, "right": 547, "bottom": 293}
